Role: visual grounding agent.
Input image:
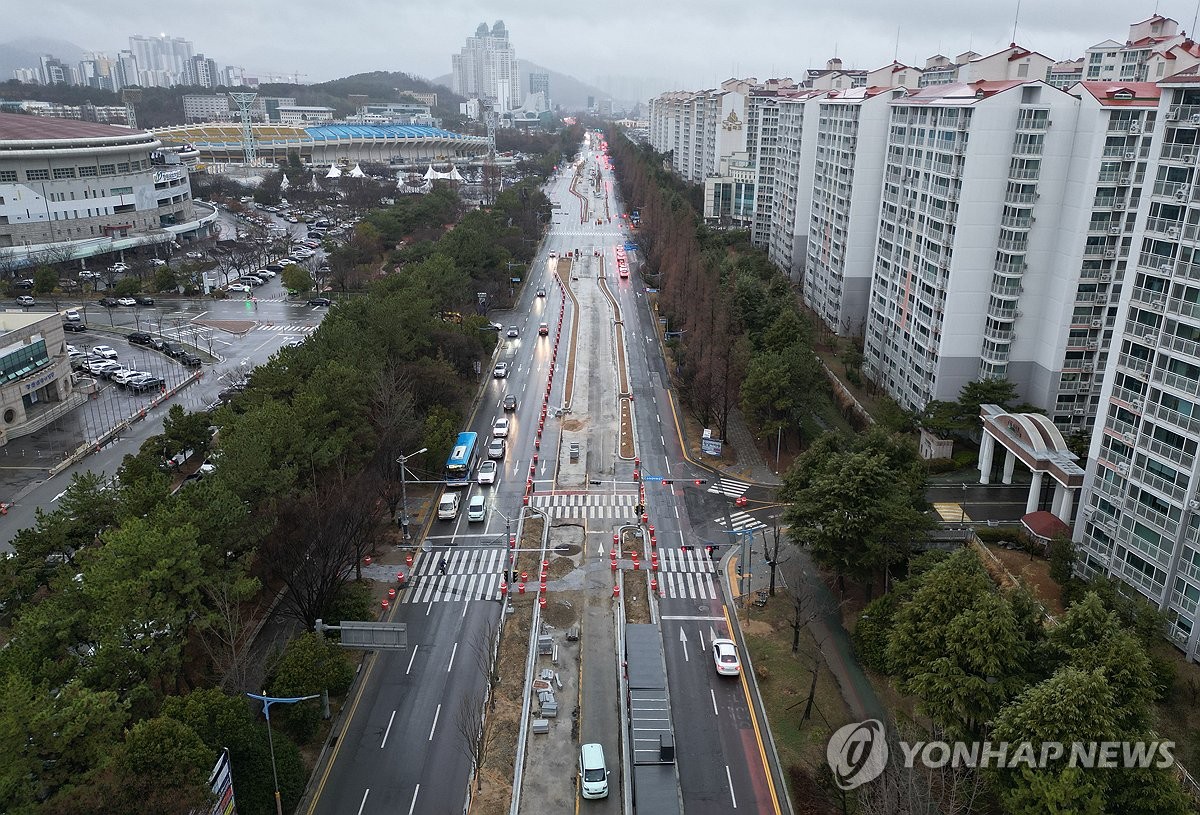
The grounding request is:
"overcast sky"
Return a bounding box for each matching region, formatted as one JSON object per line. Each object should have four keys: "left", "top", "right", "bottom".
{"left": 3, "top": 0, "right": 1194, "bottom": 97}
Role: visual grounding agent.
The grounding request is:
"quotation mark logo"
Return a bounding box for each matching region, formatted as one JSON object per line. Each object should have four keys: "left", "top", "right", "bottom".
{"left": 827, "top": 719, "right": 888, "bottom": 790}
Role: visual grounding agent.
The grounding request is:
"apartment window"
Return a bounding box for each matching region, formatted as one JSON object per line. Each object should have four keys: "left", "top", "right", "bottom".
{"left": 110, "top": 186, "right": 133, "bottom": 195}
{"left": 0, "top": 339, "right": 48, "bottom": 382}
{"left": 25, "top": 169, "right": 49, "bottom": 181}
{"left": 0, "top": 170, "right": 16, "bottom": 182}
{"left": 116, "top": 162, "right": 130, "bottom": 173}
{"left": 99, "top": 164, "right": 115, "bottom": 176}
{"left": 1017, "top": 63, "right": 1030, "bottom": 78}
{"left": 79, "top": 166, "right": 97, "bottom": 177}
{"left": 52, "top": 167, "right": 75, "bottom": 180}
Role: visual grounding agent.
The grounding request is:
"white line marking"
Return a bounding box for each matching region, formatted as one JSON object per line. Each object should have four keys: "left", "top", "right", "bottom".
{"left": 726, "top": 765, "right": 737, "bottom": 808}
{"left": 407, "top": 785, "right": 420, "bottom": 815}
{"left": 447, "top": 642, "right": 458, "bottom": 673}
{"left": 357, "top": 788, "right": 370, "bottom": 815}
{"left": 711, "top": 689, "right": 719, "bottom": 716}
{"left": 428, "top": 704, "right": 441, "bottom": 741}
{"left": 380, "top": 710, "right": 396, "bottom": 748}
{"left": 405, "top": 645, "right": 419, "bottom": 675}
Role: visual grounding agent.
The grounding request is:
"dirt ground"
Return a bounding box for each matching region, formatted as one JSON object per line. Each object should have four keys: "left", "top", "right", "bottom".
{"left": 624, "top": 570, "right": 651, "bottom": 624}
{"left": 982, "top": 542, "right": 1066, "bottom": 616}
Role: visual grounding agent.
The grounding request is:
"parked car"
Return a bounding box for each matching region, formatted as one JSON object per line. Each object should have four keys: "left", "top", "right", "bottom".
{"left": 15, "top": 295, "right": 34, "bottom": 307}
{"left": 78, "top": 270, "right": 100, "bottom": 280}
{"left": 128, "top": 332, "right": 153, "bottom": 345}
{"left": 98, "top": 297, "right": 120, "bottom": 307}
{"left": 240, "top": 276, "right": 266, "bottom": 287}
{"left": 227, "top": 283, "right": 252, "bottom": 293}
{"left": 149, "top": 258, "right": 167, "bottom": 267}
{"left": 135, "top": 295, "right": 155, "bottom": 306}
{"left": 62, "top": 321, "right": 87, "bottom": 333}
{"left": 63, "top": 309, "right": 81, "bottom": 322}
{"left": 129, "top": 374, "right": 164, "bottom": 393}
{"left": 85, "top": 359, "right": 120, "bottom": 376}
{"left": 13, "top": 279, "right": 33, "bottom": 290}
{"left": 59, "top": 279, "right": 81, "bottom": 292}
{"left": 217, "top": 384, "right": 246, "bottom": 402}
{"left": 107, "top": 262, "right": 129, "bottom": 272}
{"left": 116, "top": 297, "right": 137, "bottom": 307}
{"left": 149, "top": 337, "right": 167, "bottom": 351}
{"left": 184, "top": 251, "right": 204, "bottom": 260}
{"left": 89, "top": 345, "right": 118, "bottom": 360}
{"left": 308, "top": 297, "right": 331, "bottom": 307}
{"left": 253, "top": 269, "right": 276, "bottom": 279}
{"left": 180, "top": 353, "right": 202, "bottom": 367}
{"left": 163, "top": 342, "right": 186, "bottom": 358}
{"left": 111, "top": 369, "right": 146, "bottom": 387}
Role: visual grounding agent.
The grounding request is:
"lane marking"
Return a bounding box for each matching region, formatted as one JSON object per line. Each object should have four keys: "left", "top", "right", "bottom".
{"left": 407, "top": 785, "right": 420, "bottom": 815}
{"left": 380, "top": 710, "right": 396, "bottom": 749}
{"left": 405, "top": 646, "right": 419, "bottom": 675}
{"left": 448, "top": 642, "right": 458, "bottom": 673}
{"left": 357, "top": 789, "right": 370, "bottom": 815}
{"left": 428, "top": 704, "right": 441, "bottom": 741}
{"left": 726, "top": 765, "right": 738, "bottom": 809}
{"left": 711, "top": 689, "right": 719, "bottom": 716}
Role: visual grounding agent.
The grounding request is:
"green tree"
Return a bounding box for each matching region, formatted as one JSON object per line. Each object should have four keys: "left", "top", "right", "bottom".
{"left": 281, "top": 263, "right": 313, "bottom": 293}
{"left": 267, "top": 632, "right": 353, "bottom": 742}
{"left": 33, "top": 266, "right": 57, "bottom": 295}
{"left": 162, "top": 404, "right": 212, "bottom": 459}
{"left": 153, "top": 266, "right": 178, "bottom": 292}
{"left": 113, "top": 276, "right": 141, "bottom": 296}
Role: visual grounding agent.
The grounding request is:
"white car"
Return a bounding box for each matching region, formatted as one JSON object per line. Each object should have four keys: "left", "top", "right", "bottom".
{"left": 111, "top": 368, "right": 145, "bottom": 386}
{"left": 477, "top": 459, "right": 498, "bottom": 485}
{"left": 492, "top": 362, "right": 509, "bottom": 378}
{"left": 493, "top": 418, "right": 510, "bottom": 438}
{"left": 228, "top": 283, "right": 252, "bottom": 293}
{"left": 116, "top": 297, "right": 137, "bottom": 307}
{"left": 254, "top": 268, "right": 276, "bottom": 279}
{"left": 64, "top": 309, "right": 81, "bottom": 322}
{"left": 89, "top": 345, "right": 118, "bottom": 360}
{"left": 184, "top": 251, "right": 204, "bottom": 260}
{"left": 78, "top": 270, "right": 100, "bottom": 280}
{"left": 85, "top": 359, "right": 120, "bottom": 376}
{"left": 711, "top": 638, "right": 741, "bottom": 676}
{"left": 149, "top": 258, "right": 167, "bottom": 267}
{"left": 466, "top": 494, "right": 487, "bottom": 523}
{"left": 108, "top": 262, "right": 129, "bottom": 272}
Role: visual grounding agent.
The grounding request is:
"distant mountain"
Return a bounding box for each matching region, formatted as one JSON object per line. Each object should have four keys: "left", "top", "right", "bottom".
{"left": 433, "top": 60, "right": 622, "bottom": 112}
{"left": 0, "top": 38, "right": 87, "bottom": 83}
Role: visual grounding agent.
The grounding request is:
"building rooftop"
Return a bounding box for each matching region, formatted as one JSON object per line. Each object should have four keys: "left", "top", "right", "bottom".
{"left": 0, "top": 111, "right": 141, "bottom": 141}
{"left": 1074, "top": 81, "right": 1162, "bottom": 105}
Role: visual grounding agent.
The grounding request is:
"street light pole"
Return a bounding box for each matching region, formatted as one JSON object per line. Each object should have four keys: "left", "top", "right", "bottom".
{"left": 246, "top": 691, "right": 319, "bottom": 815}
{"left": 396, "top": 448, "right": 428, "bottom": 542}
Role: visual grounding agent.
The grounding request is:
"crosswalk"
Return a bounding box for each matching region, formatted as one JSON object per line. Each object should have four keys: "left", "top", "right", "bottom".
{"left": 707, "top": 478, "right": 751, "bottom": 497}
{"left": 255, "top": 324, "right": 317, "bottom": 333}
{"left": 715, "top": 511, "right": 767, "bottom": 533}
{"left": 399, "top": 547, "right": 506, "bottom": 603}
{"left": 656, "top": 546, "right": 719, "bottom": 600}
{"left": 529, "top": 492, "right": 640, "bottom": 521}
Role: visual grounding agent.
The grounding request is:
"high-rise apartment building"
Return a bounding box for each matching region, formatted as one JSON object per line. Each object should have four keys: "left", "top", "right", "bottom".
{"left": 115, "top": 50, "right": 139, "bottom": 90}
{"left": 39, "top": 55, "right": 73, "bottom": 86}
{"left": 766, "top": 90, "right": 824, "bottom": 280}
{"left": 187, "top": 54, "right": 220, "bottom": 88}
{"left": 529, "top": 72, "right": 549, "bottom": 104}
{"left": 128, "top": 34, "right": 194, "bottom": 87}
{"left": 451, "top": 21, "right": 522, "bottom": 114}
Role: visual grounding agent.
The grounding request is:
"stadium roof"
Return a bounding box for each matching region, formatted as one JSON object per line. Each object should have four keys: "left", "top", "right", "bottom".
{"left": 0, "top": 111, "right": 145, "bottom": 141}
{"left": 304, "top": 124, "right": 475, "bottom": 140}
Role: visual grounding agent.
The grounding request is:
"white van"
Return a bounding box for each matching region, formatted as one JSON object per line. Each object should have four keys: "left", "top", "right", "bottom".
{"left": 437, "top": 492, "right": 460, "bottom": 520}
{"left": 579, "top": 743, "right": 609, "bottom": 799}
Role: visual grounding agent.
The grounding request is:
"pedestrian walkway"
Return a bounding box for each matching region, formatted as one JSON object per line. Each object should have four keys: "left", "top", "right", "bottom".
{"left": 399, "top": 547, "right": 505, "bottom": 603}
{"left": 707, "top": 477, "right": 751, "bottom": 497}
{"left": 656, "top": 546, "right": 719, "bottom": 600}
{"left": 529, "top": 491, "right": 639, "bottom": 521}
{"left": 714, "top": 510, "right": 767, "bottom": 533}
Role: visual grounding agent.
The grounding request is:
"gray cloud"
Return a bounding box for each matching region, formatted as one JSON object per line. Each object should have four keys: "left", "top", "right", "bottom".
{"left": 3, "top": 0, "right": 1190, "bottom": 95}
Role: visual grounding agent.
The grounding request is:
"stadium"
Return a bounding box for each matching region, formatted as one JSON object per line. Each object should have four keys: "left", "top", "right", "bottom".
{"left": 152, "top": 123, "right": 491, "bottom": 168}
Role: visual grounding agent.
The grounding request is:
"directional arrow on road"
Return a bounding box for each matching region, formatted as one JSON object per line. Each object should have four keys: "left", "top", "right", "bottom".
{"left": 679, "top": 628, "right": 689, "bottom": 662}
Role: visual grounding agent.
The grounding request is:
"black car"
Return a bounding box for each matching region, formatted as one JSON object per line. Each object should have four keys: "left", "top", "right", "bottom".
{"left": 536, "top": 287, "right": 546, "bottom": 297}
{"left": 98, "top": 297, "right": 119, "bottom": 308}
{"left": 135, "top": 295, "right": 155, "bottom": 306}
{"left": 149, "top": 337, "right": 166, "bottom": 351}
{"left": 308, "top": 297, "right": 331, "bottom": 307}
{"left": 62, "top": 321, "right": 88, "bottom": 332}
{"left": 180, "top": 353, "right": 202, "bottom": 367}
{"left": 503, "top": 394, "right": 517, "bottom": 411}
{"left": 130, "top": 375, "right": 164, "bottom": 393}
{"left": 128, "top": 332, "right": 153, "bottom": 345}
{"left": 163, "top": 342, "right": 186, "bottom": 358}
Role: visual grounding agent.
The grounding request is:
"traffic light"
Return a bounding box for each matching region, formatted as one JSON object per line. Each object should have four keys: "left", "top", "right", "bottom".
{"left": 635, "top": 503, "right": 645, "bottom": 515}
{"left": 662, "top": 479, "right": 673, "bottom": 486}
{"left": 694, "top": 479, "right": 707, "bottom": 486}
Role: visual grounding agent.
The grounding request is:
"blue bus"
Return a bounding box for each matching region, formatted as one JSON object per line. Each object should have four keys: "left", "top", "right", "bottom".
{"left": 445, "top": 431, "right": 479, "bottom": 486}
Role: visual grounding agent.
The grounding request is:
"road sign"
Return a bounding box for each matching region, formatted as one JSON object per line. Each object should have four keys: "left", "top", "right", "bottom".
{"left": 701, "top": 437, "right": 723, "bottom": 457}
{"left": 641, "top": 475, "right": 664, "bottom": 482}
{"left": 332, "top": 621, "right": 408, "bottom": 650}
{"left": 645, "top": 288, "right": 658, "bottom": 294}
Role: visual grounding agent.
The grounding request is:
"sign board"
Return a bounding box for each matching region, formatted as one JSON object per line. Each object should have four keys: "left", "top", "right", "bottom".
{"left": 701, "top": 437, "right": 723, "bottom": 457}
{"left": 510, "top": 277, "right": 522, "bottom": 284}
{"left": 641, "top": 475, "right": 664, "bottom": 482}
{"left": 645, "top": 288, "right": 658, "bottom": 294}
{"left": 336, "top": 621, "right": 408, "bottom": 650}
{"left": 207, "top": 749, "right": 237, "bottom": 815}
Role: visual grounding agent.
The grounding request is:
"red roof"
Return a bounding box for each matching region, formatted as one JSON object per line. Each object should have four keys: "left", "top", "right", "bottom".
{"left": 0, "top": 111, "right": 142, "bottom": 141}
{"left": 1075, "top": 81, "right": 1161, "bottom": 106}
{"left": 1021, "top": 511, "right": 1071, "bottom": 540}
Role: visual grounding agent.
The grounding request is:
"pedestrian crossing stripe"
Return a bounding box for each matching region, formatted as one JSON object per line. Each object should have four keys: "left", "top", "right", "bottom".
{"left": 255, "top": 324, "right": 317, "bottom": 332}
{"left": 656, "top": 547, "right": 716, "bottom": 573}
{"left": 659, "top": 571, "right": 718, "bottom": 600}
{"left": 529, "top": 492, "right": 640, "bottom": 520}
{"left": 707, "top": 478, "right": 751, "bottom": 497}
{"left": 715, "top": 511, "right": 766, "bottom": 532}
{"left": 400, "top": 547, "right": 506, "bottom": 603}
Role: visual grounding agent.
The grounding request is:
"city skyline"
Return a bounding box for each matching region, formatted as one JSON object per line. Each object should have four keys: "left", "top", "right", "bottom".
{"left": 0, "top": 0, "right": 1192, "bottom": 95}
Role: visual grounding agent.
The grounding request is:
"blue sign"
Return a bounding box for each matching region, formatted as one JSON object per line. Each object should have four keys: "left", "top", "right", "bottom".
{"left": 645, "top": 288, "right": 658, "bottom": 294}
{"left": 641, "top": 475, "right": 664, "bottom": 482}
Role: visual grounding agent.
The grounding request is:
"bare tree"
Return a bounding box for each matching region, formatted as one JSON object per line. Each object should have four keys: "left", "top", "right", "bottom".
{"left": 196, "top": 559, "right": 264, "bottom": 691}
{"left": 855, "top": 726, "right": 988, "bottom": 815}
{"left": 455, "top": 690, "right": 495, "bottom": 793}
{"left": 368, "top": 363, "right": 422, "bottom": 521}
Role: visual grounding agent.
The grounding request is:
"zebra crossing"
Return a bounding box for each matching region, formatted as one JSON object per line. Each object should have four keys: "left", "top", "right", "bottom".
{"left": 715, "top": 511, "right": 767, "bottom": 533}
{"left": 399, "top": 546, "right": 506, "bottom": 603}
{"left": 529, "top": 492, "right": 640, "bottom": 521}
{"left": 254, "top": 324, "right": 317, "bottom": 333}
{"left": 656, "top": 546, "right": 719, "bottom": 600}
{"left": 707, "top": 478, "right": 751, "bottom": 497}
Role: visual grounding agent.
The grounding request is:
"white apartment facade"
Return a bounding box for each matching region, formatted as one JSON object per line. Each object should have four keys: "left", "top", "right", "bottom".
{"left": 451, "top": 21, "right": 522, "bottom": 114}
{"left": 805, "top": 86, "right": 899, "bottom": 336}
{"left": 1074, "top": 70, "right": 1200, "bottom": 662}
{"left": 863, "top": 81, "right": 1083, "bottom": 412}
{"left": 767, "top": 91, "right": 824, "bottom": 280}
{"left": 1085, "top": 15, "right": 1182, "bottom": 83}
{"left": 183, "top": 94, "right": 232, "bottom": 123}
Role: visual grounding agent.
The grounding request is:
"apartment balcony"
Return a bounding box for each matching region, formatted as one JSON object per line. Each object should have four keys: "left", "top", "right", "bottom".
{"left": 980, "top": 343, "right": 1012, "bottom": 364}
{"left": 1057, "top": 379, "right": 1093, "bottom": 392}
{"left": 1088, "top": 219, "right": 1120, "bottom": 233}
{"left": 1101, "top": 145, "right": 1141, "bottom": 159}
{"left": 1110, "top": 383, "right": 1146, "bottom": 405}
{"left": 1167, "top": 106, "right": 1200, "bottom": 124}
{"left": 1001, "top": 214, "right": 1034, "bottom": 229}
{"left": 990, "top": 280, "right": 1023, "bottom": 299}
{"left": 1145, "top": 215, "right": 1186, "bottom": 238}
{"left": 1075, "top": 291, "right": 1106, "bottom": 304}
{"left": 1083, "top": 245, "right": 1118, "bottom": 260}
{"left": 1152, "top": 179, "right": 1194, "bottom": 201}
{"left": 1131, "top": 465, "right": 1188, "bottom": 503}
{"left": 983, "top": 326, "right": 1015, "bottom": 342}
{"left": 1105, "top": 416, "right": 1139, "bottom": 439}
{"left": 1146, "top": 434, "right": 1197, "bottom": 470}
{"left": 1116, "top": 352, "right": 1152, "bottom": 376}
{"left": 1153, "top": 366, "right": 1200, "bottom": 399}
{"left": 1009, "top": 166, "right": 1040, "bottom": 181}
{"left": 994, "top": 259, "right": 1026, "bottom": 275}
{"left": 1130, "top": 286, "right": 1168, "bottom": 308}
{"left": 1159, "top": 142, "right": 1200, "bottom": 163}
{"left": 1167, "top": 296, "right": 1200, "bottom": 323}
{"left": 1107, "top": 119, "right": 1149, "bottom": 135}
{"left": 1065, "top": 336, "right": 1100, "bottom": 351}
{"left": 1097, "top": 170, "right": 1133, "bottom": 184}
{"left": 997, "top": 236, "right": 1029, "bottom": 253}
{"left": 1004, "top": 190, "right": 1038, "bottom": 205}
{"left": 990, "top": 304, "right": 1019, "bottom": 321}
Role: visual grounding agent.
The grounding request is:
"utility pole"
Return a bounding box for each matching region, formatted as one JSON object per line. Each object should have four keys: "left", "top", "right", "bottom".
{"left": 396, "top": 448, "right": 427, "bottom": 542}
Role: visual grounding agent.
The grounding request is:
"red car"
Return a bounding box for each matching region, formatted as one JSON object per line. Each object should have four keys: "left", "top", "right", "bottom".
{"left": 539, "top": 323, "right": 549, "bottom": 336}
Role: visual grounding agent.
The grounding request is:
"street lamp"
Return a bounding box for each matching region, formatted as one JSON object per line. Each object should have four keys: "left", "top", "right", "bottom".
{"left": 396, "top": 448, "right": 428, "bottom": 542}
{"left": 245, "top": 690, "right": 319, "bottom": 815}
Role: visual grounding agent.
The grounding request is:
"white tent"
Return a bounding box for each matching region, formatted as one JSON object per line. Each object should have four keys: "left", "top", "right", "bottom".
{"left": 325, "top": 165, "right": 342, "bottom": 179}
{"left": 348, "top": 163, "right": 366, "bottom": 178}
{"left": 279, "top": 175, "right": 291, "bottom": 190}
{"left": 310, "top": 176, "right": 321, "bottom": 191}
{"left": 423, "top": 164, "right": 464, "bottom": 181}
